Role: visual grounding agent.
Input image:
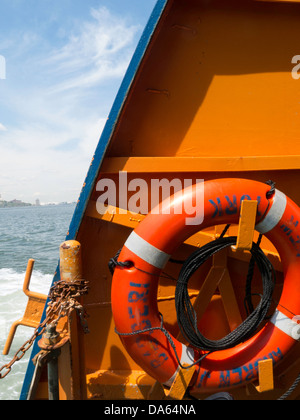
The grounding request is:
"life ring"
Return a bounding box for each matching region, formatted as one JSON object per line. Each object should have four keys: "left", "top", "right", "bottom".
{"left": 111, "top": 178, "right": 300, "bottom": 391}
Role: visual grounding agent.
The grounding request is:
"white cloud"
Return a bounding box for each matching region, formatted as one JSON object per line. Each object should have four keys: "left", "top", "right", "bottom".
{"left": 0, "top": 6, "right": 141, "bottom": 203}
{"left": 41, "top": 6, "right": 140, "bottom": 93}
{"left": 0, "top": 115, "right": 107, "bottom": 202}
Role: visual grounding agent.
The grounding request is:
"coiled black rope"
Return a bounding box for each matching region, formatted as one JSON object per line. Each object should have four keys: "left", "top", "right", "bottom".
{"left": 109, "top": 234, "right": 276, "bottom": 353}
{"left": 175, "top": 236, "right": 276, "bottom": 352}
{"left": 244, "top": 233, "right": 263, "bottom": 316}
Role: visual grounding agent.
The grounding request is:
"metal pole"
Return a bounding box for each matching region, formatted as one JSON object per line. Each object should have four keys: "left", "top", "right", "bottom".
{"left": 41, "top": 324, "right": 61, "bottom": 401}
{"left": 47, "top": 349, "right": 60, "bottom": 401}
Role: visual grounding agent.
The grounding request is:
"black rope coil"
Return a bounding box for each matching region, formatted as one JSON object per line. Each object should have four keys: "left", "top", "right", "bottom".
{"left": 109, "top": 235, "right": 276, "bottom": 352}
{"left": 175, "top": 236, "right": 276, "bottom": 352}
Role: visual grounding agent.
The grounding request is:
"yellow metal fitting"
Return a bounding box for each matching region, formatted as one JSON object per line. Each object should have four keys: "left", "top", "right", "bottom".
{"left": 235, "top": 200, "right": 258, "bottom": 251}
{"left": 59, "top": 240, "right": 83, "bottom": 282}
{"left": 167, "top": 364, "right": 196, "bottom": 400}
{"left": 255, "top": 359, "right": 274, "bottom": 393}
{"left": 3, "top": 259, "right": 47, "bottom": 355}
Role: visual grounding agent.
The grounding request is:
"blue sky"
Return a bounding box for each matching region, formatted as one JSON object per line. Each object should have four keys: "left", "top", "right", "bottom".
{"left": 0, "top": 0, "right": 157, "bottom": 203}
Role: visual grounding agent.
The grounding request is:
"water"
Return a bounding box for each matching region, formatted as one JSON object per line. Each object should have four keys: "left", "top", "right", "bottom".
{"left": 0, "top": 204, "right": 76, "bottom": 400}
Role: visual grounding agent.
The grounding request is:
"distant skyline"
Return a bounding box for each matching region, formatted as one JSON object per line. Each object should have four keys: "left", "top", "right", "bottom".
{"left": 0, "top": 0, "right": 157, "bottom": 203}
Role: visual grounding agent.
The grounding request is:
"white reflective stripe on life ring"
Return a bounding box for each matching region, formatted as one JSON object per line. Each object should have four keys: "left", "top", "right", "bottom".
{"left": 256, "top": 190, "right": 287, "bottom": 234}
{"left": 270, "top": 309, "right": 300, "bottom": 341}
{"left": 124, "top": 231, "right": 170, "bottom": 269}
{"left": 164, "top": 345, "right": 195, "bottom": 387}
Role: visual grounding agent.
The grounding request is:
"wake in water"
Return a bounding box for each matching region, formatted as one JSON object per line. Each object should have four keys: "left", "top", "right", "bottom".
{"left": 0, "top": 268, "right": 53, "bottom": 400}
{"left": 0, "top": 204, "right": 75, "bottom": 399}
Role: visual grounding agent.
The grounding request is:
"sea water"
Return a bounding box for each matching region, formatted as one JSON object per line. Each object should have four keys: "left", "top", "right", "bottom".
{"left": 0, "top": 204, "right": 75, "bottom": 400}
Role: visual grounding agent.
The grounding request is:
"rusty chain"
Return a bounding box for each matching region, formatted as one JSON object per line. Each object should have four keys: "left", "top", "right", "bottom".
{"left": 0, "top": 277, "right": 89, "bottom": 379}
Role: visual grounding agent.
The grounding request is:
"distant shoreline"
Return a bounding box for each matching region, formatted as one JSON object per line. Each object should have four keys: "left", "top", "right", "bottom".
{"left": 0, "top": 200, "right": 32, "bottom": 208}
{"left": 0, "top": 200, "right": 76, "bottom": 208}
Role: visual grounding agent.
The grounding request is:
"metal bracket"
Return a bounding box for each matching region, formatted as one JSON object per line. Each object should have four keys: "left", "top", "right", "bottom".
{"left": 28, "top": 349, "right": 61, "bottom": 400}
{"left": 235, "top": 200, "right": 258, "bottom": 251}
{"left": 147, "top": 364, "right": 196, "bottom": 400}
{"left": 255, "top": 359, "right": 274, "bottom": 393}
{"left": 2, "top": 259, "right": 47, "bottom": 355}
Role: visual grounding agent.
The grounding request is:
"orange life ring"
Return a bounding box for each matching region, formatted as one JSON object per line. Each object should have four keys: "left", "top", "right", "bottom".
{"left": 111, "top": 178, "right": 300, "bottom": 391}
